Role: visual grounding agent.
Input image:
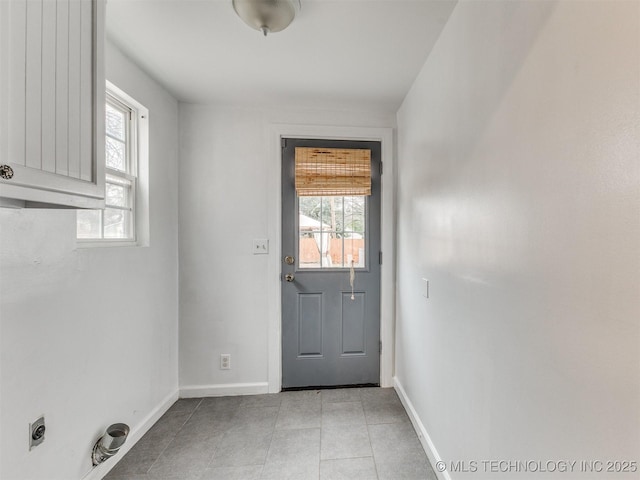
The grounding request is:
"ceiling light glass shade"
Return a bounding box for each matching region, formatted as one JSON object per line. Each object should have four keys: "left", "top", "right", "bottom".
{"left": 232, "top": 0, "right": 301, "bottom": 36}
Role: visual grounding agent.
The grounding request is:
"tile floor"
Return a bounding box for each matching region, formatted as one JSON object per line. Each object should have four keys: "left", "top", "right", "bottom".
{"left": 104, "top": 388, "right": 437, "bottom": 480}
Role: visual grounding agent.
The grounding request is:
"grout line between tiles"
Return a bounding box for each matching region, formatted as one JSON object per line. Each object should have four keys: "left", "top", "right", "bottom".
{"left": 367, "top": 423, "right": 382, "bottom": 480}
{"left": 258, "top": 402, "right": 281, "bottom": 478}
{"left": 144, "top": 400, "right": 203, "bottom": 474}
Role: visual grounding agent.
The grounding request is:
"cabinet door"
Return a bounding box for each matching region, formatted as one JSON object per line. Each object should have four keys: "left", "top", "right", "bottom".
{"left": 0, "top": 0, "right": 105, "bottom": 208}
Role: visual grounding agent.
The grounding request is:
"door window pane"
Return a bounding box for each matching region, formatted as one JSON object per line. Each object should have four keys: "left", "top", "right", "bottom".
{"left": 298, "top": 196, "right": 366, "bottom": 269}
{"left": 344, "top": 196, "right": 365, "bottom": 233}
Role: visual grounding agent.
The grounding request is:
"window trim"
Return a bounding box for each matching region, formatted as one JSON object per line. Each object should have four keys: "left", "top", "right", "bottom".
{"left": 76, "top": 81, "right": 149, "bottom": 248}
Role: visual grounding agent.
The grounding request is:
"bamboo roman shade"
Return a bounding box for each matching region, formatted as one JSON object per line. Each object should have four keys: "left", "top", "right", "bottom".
{"left": 295, "top": 147, "right": 372, "bottom": 196}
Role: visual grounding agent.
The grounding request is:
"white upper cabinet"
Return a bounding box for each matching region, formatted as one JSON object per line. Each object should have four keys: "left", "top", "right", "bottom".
{"left": 0, "top": 0, "right": 105, "bottom": 208}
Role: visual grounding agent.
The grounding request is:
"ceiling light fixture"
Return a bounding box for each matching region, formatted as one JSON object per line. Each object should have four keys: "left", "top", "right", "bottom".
{"left": 232, "top": 0, "right": 301, "bottom": 37}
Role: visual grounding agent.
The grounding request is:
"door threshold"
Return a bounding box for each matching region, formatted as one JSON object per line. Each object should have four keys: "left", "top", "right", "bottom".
{"left": 281, "top": 383, "right": 379, "bottom": 392}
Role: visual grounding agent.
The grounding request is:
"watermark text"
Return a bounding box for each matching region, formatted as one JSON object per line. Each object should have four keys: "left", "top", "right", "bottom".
{"left": 434, "top": 460, "right": 638, "bottom": 474}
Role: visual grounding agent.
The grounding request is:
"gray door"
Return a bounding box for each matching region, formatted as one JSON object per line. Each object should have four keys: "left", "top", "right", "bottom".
{"left": 281, "top": 138, "right": 381, "bottom": 389}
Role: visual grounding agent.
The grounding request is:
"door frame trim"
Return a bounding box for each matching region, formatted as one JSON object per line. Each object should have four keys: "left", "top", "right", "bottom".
{"left": 268, "top": 124, "right": 395, "bottom": 392}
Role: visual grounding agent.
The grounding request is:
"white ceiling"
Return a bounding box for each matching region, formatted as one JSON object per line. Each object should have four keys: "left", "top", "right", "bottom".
{"left": 106, "top": 0, "right": 457, "bottom": 113}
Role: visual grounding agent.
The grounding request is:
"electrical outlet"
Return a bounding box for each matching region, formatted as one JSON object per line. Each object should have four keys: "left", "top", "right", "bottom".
{"left": 220, "top": 354, "right": 231, "bottom": 370}
{"left": 29, "top": 416, "right": 45, "bottom": 450}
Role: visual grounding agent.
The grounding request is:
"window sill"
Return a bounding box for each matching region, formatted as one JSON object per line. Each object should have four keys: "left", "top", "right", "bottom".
{"left": 76, "top": 239, "right": 141, "bottom": 249}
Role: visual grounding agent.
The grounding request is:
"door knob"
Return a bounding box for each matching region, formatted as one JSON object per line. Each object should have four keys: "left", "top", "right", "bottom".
{"left": 284, "top": 256, "right": 295, "bottom": 265}
{"left": 285, "top": 273, "right": 295, "bottom": 282}
{"left": 0, "top": 165, "right": 14, "bottom": 180}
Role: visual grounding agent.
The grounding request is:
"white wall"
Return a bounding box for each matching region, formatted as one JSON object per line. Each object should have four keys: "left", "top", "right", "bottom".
{"left": 395, "top": 0, "right": 639, "bottom": 477}
{"left": 178, "top": 105, "right": 395, "bottom": 394}
{"left": 0, "top": 41, "right": 179, "bottom": 480}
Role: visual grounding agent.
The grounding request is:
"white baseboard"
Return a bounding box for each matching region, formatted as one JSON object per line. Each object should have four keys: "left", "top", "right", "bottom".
{"left": 81, "top": 389, "right": 179, "bottom": 480}
{"left": 394, "top": 377, "right": 452, "bottom": 480}
{"left": 179, "top": 382, "right": 270, "bottom": 398}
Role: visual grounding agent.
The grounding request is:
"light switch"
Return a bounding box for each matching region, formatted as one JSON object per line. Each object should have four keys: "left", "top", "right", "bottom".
{"left": 422, "top": 278, "right": 429, "bottom": 298}
{"left": 253, "top": 239, "right": 269, "bottom": 254}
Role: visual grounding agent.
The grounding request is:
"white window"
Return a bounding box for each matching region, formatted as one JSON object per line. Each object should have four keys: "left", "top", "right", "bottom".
{"left": 77, "top": 84, "right": 148, "bottom": 245}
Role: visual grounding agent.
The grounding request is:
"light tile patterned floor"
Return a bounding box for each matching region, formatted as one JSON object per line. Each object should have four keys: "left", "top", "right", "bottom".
{"left": 104, "top": 388, "right": 437, "bottom": 480}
